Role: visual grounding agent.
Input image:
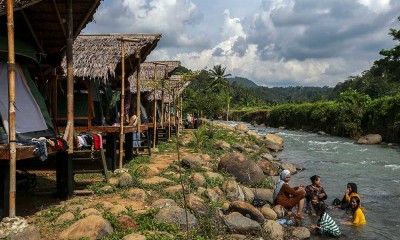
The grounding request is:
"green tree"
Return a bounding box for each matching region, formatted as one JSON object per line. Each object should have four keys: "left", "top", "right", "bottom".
{"left": 207, "top": 64, "right": 232, "bottom": 91}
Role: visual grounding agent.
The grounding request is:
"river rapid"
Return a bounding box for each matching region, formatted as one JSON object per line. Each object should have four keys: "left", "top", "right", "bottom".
{"left": 227, "top": 121, "right": 400, "bottom": 240}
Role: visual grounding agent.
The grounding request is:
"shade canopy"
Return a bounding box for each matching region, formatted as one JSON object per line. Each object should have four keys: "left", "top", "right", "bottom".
{"left": 0, "top": 0, "right": 102, "bottom": 66}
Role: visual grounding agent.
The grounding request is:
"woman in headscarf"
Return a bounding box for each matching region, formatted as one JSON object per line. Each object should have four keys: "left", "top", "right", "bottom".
{"left": 340, "top": 182, "right": 360, "bottom": 210}
{"left": 273, "top": 169, "right": 306, "bottom": 219}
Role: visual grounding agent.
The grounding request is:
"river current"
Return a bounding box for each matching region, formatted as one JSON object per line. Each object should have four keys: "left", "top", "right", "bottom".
{"left": 226, "top": 121, "right": 400, "bottom": 240}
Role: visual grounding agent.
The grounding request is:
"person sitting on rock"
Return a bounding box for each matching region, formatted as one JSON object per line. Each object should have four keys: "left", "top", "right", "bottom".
{"left": 310, "top": 202, "right": 341, "bottom": 237}
{"left": 273, "top": 169, "right": 306, "bottom": 219}
{"left": 305, "top": 175, "right": 328, "bottom": 215}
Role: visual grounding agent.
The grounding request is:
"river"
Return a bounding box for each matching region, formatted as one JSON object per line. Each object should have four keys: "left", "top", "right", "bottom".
{"left": 226, "top": 121, "right": 400, "bottom": 240}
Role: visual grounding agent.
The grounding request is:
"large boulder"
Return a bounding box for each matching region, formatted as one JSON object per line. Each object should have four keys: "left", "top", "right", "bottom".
{"left": 357, "top": 134, "right": 382, "bottom": 144}
{"left": 154, "top": 206, "right": 199, "bottom": 230}
{"left": 218, "top": 153, "right": 265, "bottom": 185}
{"left": 234, "top": 124, "right": 249, "bottom": 133}
{"left": 292, "top": 227, "right": 311, "bottom": 239}
{"left": 257, "top": 159, "right": 280, "bottom": 176}
{"left": 229, "top": 201, "right": 265, "bottom": 224}
{"left": 59, "top": 215, "right": 113, "bottom": 240}
{"left": 186, "top": 194, "right": 208, "bottom": 215}
{"left": 222, "top": 180, "right": 245, "bottom": 202}
{"left": 223, "top": 212, "right": 260, "bottom": 234}
{"left": 182, "top": 154, "right": 211, "bottom": 168}
{"left": 263, "top": 134, "right": 284, "bottom": 151}
{"left": 262, "top": 220, "right": 284, "bottom": 240}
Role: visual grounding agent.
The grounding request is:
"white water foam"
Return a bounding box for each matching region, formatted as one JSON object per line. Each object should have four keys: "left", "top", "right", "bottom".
{"left": 385, "top": 164, "right": 400, "bottom": 170}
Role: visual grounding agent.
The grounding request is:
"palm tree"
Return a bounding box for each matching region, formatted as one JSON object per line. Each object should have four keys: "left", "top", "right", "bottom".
{"left": 207, "top": 65, "right": 232, "bottom": 121}
{"left": 207, "top": 64, "right": 232, "bottom": 91}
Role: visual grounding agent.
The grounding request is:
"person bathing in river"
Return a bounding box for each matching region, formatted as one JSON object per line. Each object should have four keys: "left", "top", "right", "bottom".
{"left": 310, "top": 202, "right": 341, "bottom": 237}
{"left": 341, "top": 196, "right": 366, "bottom": 226}
{"left": 305, "top": 175, "right": 328, "bottom": 215}
{"left": 340, "top": 183, "right": 360, "bottom": 210}
{"left": 273, "top": 169, "right": 306, "bottom": 219}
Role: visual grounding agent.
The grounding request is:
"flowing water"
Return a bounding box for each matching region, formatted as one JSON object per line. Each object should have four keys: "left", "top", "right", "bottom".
{"left": 226, "top": 121, "right": 400, "bottom": 239}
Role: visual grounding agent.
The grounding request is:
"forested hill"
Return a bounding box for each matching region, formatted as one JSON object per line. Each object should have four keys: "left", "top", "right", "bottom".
{"left": 227, "top": 76, "right": 334, "bottom": 104}
{"left": 228, "top": 77, "right": 259, "bottom": 88}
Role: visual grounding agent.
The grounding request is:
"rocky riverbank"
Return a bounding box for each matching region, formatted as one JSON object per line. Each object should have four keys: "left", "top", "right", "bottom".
{"left": 1, "top": 122, "right": 311, "bottom": 240}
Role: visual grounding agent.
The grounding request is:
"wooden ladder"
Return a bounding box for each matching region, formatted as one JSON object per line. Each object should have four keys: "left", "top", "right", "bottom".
{"left": 72, "top": 148, "right": 109, "bottom": 187}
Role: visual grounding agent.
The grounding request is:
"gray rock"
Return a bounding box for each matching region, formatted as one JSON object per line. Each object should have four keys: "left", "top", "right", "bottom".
{"left": 257, "top": 159, "right": 280, "bottom": 176}
{"left": 128, "top": 188, "right": 147, "bottom": 202}
{"left": 182, "top": 154, "right": 209, "bottom": 168}
{"left": 218, "top": 152, "right": 265, "bottom": 185}
{"left": 233, "top": 143, "right": 245, "bottom": 152}
{"left": 214, "top": 140, "right": 231, "bottom": 150}
{"left": 79, "top": 208, "right": 102, "bottom": 217}
{"left": 155, "top": 206, "right": 199, "bottom": 230}
{"left": 205, "top": 188, "right": 220, "bottom": 202}
{"left": 55, "top": 212, "right": 75, "bottom": 225}
{"left": 240, "top": 186, "right": 255, "bottom": 203}
{"left": 222, "top": 180, "right": 245, "bottom": 202}
{"left": 119, "top": 172, "right": 133, "bottom": 187}
{"left": 292, "top": 226, "right": 311, "bottom": 239}
{"left": 223, "top": 212, "right": 260, "bottom": 234}
{"left": 186, "top": 194, "right": 208, "bottom": 215}
{"left": 192, "top": 173, "right": 206, "bottom": 187}
{"left": 250, "top": 188, "right": 274, "bottom": 204}
{"left": 229, "top": 201, "right": 265, "bottom": 224}
{"left": 263, "top": 220, "right": 284, "bottom": 240}
{"left": 99, "top": 185, "right": 113, "bottom": 193}
{"left": 151, "top": 199, "right": 177, "bottom": 209}
{"left": 357, "top": 134, "right": 382, "bottom": 144}
{"left": 234, "top": 123, "right": 249, "bottom": 133}
{"left": 263, "top": 133, "right": 284, "bottom": 151}
{"left": 122, "top": 233, "right": 146, "bottom": 240}
{"left": 260, "top": 206, "right": 277, "bottom": 220}
{"left": 59, "top": 215, "right": 113, "bottom": 240}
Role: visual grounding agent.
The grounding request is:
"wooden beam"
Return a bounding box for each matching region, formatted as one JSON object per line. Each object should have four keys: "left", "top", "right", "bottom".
{"left": 20, "top": 9, "right": 45, "bottom": 54}
{"left": 73, "top": 0, "right": 101, "bottom": 38}
{"left": 52, "top": 0, "right": 66, "bottom": 38}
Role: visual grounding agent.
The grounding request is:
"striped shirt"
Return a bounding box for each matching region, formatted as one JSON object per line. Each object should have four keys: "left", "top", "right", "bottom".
{"left": 318, "top": 212, "right": 341, "bottom": 237}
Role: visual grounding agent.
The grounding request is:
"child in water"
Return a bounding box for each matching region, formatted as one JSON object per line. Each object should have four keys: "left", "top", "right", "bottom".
{"left": 310, "top": 202, "right": 341, "bottom": 237}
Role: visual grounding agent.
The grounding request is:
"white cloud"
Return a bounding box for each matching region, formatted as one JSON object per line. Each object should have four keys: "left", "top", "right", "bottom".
{"left": 358, "top": 0, "right": 390, "bottom": 13}
{"left": 86, "top": 0, "right": 400, "bottom": 87}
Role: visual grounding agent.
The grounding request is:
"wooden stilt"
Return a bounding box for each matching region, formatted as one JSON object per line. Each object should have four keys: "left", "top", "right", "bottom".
{"left": 119, "top": 40, "right": 125, "bottom": 169}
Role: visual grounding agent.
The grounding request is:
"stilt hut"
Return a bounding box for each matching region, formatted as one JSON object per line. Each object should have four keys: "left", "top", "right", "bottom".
{"left": 0, "top": 0, "right": 102, "bottom": 218}
{"left": 57, "top": 33, "right": 162, "bottom": 172}
{"left": 129, "top": 61, "right": 180, "bottom": 147}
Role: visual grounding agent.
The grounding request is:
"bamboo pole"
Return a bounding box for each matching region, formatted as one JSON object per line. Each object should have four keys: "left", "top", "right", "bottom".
{"left": 66, "top": 0, "right": 74, "bottom": 155}
{"left": 119, "top": 40, "right": 125, "bottom": 169}
{"left": 6, "top": 0, "right": 16, "bottom": 218}
{"left": 136, "top": 50, "right": 141, "bottom": 134}
{"left": 153, "top": 64, "right": 157, "bottom": 149}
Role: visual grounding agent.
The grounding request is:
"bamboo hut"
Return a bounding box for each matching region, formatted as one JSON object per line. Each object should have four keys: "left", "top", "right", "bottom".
{"left": 0, "top": 0, "right": 102, "bottom": 218}
{"left": 58, "top": 33, "right": 162, "bottom": 170}
{"left": 128, "top": 61, "right": 180, "bottom": 146}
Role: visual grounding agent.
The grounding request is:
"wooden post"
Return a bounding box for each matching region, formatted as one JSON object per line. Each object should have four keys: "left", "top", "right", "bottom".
{"left": 6, "top": 0, "right": 16, "bottom": 218}
{"left": 65, "top": 0, "right": 74, "bottom": 198}
{"left": 153, "top": 64, "right": 157, "bottom": 149}
{"left": 136, "top": 50, "right": 141, "bottom": 134}
{"left": 168, "top": 80, "right": 172, "bottom": 140}
{"left": 66, "top": 0, "right": 74, "bottom": 155}
{"left": 119, "top": 40, "right": 125, "bottom": 169}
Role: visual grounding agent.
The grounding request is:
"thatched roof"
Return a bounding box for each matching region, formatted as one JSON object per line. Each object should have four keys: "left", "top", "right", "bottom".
{"left": 61, "top": 34, "right": 161, "bottom": 84}
{"left": 0, "top": 0, "right": 102, "bottom": 66}
{"left": 129, "top": 60, "right": 180, "bottom": 94}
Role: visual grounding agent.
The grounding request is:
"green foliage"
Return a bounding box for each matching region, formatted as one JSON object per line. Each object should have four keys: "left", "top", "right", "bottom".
{"left": 192, "top": 125, "right": 207, "bottom": 150}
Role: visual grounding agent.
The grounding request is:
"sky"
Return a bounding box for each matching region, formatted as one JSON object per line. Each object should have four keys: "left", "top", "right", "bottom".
{"left": 84, "top": 0, "right": 400, "bottom": 87}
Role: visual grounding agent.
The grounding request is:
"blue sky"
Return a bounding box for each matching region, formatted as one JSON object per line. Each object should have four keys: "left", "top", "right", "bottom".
{"left": 84, "top": 0, "right": 400, "bottom": 87}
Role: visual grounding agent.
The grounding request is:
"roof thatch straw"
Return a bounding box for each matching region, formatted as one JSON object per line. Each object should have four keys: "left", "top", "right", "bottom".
{"left": 60, "top": 34, "right": 161, "bottom": 84}
{"left": 129, "top": 60, "right": 180, "bottom": 93}
{"left": 0, "top": 0, "right": 102, "bottom": 66}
